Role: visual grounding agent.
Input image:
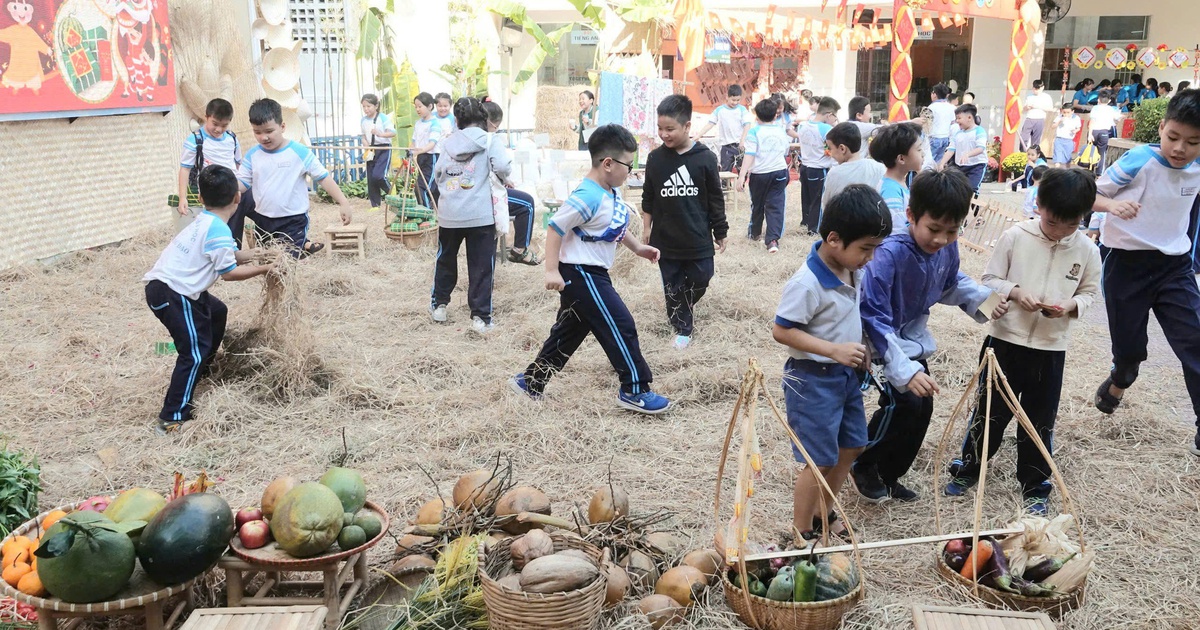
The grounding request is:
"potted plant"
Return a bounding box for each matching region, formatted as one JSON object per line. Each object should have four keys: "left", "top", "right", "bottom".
{"left": 1001, "top": 152, "right": 1029, "bottom": 179}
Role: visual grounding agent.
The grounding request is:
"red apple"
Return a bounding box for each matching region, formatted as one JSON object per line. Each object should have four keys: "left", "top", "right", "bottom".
{"left": 239, "top": 520, "right": 271, "bottom": 549}
{"left": 236, "top": 507, "right": 264, "bottom": 529}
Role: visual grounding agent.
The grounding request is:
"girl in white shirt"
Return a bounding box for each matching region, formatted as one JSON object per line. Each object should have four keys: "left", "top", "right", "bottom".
{"left": 361, "top": 94, "right": 396, "bottom": 211}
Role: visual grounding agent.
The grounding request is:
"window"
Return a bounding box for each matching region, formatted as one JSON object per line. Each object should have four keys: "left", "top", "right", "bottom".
{"left": 537, "top": 24, "right": 596, "bottom": 87}
{"left": 1097, "top": 16, "right": 1149, "bottom": 42}
{"left": 290, "top": 0, "right": 346, "bottom": 53}
{"left": 1040, "top": 48, "right": 1069, "bottom": 93}
{"left": 855, "top": 47, "right": 890, "bottom": 117}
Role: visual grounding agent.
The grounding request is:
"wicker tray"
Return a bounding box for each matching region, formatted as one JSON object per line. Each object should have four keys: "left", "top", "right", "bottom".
{"left": 229, "top": 501, "right": 390, "bottom": 569}
{"left": 722, "top": 572, "right": 864, "bottom": 630}
{"left": 934, "top": 543, "right": 1085, "bottom": 620}
{"left": 0, "top": 503, "right": 196, "bottom": 613}
{"left": 478, "top": 532, "right": 606, "bottom": 630}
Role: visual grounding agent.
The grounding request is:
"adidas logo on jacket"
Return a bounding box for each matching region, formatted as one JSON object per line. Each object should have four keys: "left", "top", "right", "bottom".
{"left": 661, "top": 165, "right": 700, "bottom": 197}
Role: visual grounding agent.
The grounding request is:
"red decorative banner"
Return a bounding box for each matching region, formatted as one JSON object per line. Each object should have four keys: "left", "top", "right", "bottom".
{"left": 888, "top": 1, "right": 915, "bottom": 121}
{"left": 0, "top": 0, "right": 176, "bottom": 121}
{"left": 1004, "top": 19, "right": 1028, "bottom": 136}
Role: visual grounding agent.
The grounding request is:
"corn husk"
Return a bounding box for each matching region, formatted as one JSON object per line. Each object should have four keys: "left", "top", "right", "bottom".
{"left": 1043, "top": 549, "right": 1095, "bottom": 593}
{"left": 1000, "top": 514, "right": 1081, "bottom": 576}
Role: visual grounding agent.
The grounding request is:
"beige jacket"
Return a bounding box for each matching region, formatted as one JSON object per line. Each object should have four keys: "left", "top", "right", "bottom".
{"left": 984, "top": 220, "right": 1102, "bottom": 352}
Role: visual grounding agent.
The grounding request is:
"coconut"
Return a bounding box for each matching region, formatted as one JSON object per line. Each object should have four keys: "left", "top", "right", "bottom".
{"left": 588, "top": 486, "right": 629, "bottom": 524}
{"left": 510, "top": 529, "right": 554, "bottom": 571}
{"left": 396, "top": 534, "right": 434, "bottom": 555}
{"left": 681, "top": 549, "right": 724, "bottom": 584}
{"left": 556, "top": 549, "right": 593, "bottom": 562}
{"left": 645, "top": 532, "right": 688, "bottom": 558}
{"left": 638, "top": 594, "right": 684, "bottom": 629}
{"left": 389, "top": 554, "right": 436, "bottom": 574}
{"left": 654, "top": 565, "right": 706, "bottom": 607}
{"left": 260, "top": 475, "right": 299, "bottom": 520}
{"left": 483, "top": 532, "right": 511, "bottom": 554}
{"left": 497, "top": 574, "right": 522, "bottom": 591}
{"left": 414, "top": 498, "right": 445, "bottom": 526}
{"left": 619, "top": 549, "right": 659, "bottom": 589}
{"left": 494, "top": 486, "right": 551, "bottom": 534}
{"left": 601, "top": 557, "right": 632, "bottom": 607}
{"left": 452, "top": 470, "right": 501, "bottom": 510}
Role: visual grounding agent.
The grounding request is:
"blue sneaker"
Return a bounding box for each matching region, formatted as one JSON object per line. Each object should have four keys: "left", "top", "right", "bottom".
{"left": 508, "top": 374, "right": 542, "bottom": 401}
{"left": 1023, "top": 497, "right": 1049, "bottom": 517}
{"left": 617, "top": 390, "right": 671, "bottom": 415}
{"left": 944, "top": 477, "right": 976, "bottom": 497}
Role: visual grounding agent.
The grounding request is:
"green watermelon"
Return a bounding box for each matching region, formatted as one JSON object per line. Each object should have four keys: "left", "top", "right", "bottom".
{"left": 319, "top": 467, "right": 366, "bottom": 513}
{"left": 137, "top": 493, "right": 235, "bottom": 586}
{"left": 37, "top": 512, "right": 136, "bottom": 603}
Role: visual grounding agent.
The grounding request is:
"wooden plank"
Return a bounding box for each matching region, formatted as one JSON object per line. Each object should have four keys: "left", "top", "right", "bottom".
{"left": 911, "top": 605, "right": 1056, "bottom": 630}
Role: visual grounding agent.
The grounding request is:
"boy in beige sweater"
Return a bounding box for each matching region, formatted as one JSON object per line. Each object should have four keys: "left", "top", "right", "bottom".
{"left": 944, "top": 168, "right": 1101, "bottom": 516}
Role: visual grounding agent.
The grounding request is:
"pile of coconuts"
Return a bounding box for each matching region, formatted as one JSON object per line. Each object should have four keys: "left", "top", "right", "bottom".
{"left": 394, "top": 467, "right": 725, "bottom": 629}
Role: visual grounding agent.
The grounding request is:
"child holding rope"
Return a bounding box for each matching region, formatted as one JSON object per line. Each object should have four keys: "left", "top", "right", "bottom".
{"left": 852, "top": 169, "right": 1008, "bottom": 503}
{"left": 772, "top": 185, "right": 891, "bottom": 542}
{"left": 946, "top": 168, "right": 1100, "bottom": 515}
{"left": 144, "top": 166, "right": 276, "bottom": 434}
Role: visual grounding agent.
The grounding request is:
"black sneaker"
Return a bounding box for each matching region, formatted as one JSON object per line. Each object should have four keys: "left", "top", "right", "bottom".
{"left": 852, "top": 465, "right": 889, "bottom": 503}
{"left": 1190, "top": 432, "right": 1200, "bottom": 458}
{"left": 886, "top": 480, "right": 919, "bottom": 502}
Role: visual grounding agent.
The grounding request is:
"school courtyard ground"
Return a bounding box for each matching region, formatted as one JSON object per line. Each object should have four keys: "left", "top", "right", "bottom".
{"left": 0, "top": 185, "right": 1196, "bottom": 629}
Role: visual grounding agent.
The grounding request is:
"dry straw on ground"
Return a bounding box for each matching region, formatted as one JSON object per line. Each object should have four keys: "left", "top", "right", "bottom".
{"left": 536, "top": 86, "right": 586, "bottom": 150}
{"left": 0, "top": 192, "right": 1197, "bottom": 630}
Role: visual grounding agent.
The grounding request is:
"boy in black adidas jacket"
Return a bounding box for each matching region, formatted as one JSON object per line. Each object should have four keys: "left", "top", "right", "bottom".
{"left": 642, "top": 95, "right": 729, "bottom": 349}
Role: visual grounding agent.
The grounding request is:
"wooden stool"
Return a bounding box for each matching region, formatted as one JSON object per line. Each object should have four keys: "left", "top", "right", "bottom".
{"left": 324, "top": 224, "right": 367, "bottom": 259}
{"left": 912, "top": 604, "right": 1055, "bottom": 630}
{"left": 720, "top": 171, "right": 739, "bottom": 214}
{"left": 217, "top": 552, "right": 367, "bottom": 630}
{"left": 180, "top": 605, "right": 327, "bottom": 630}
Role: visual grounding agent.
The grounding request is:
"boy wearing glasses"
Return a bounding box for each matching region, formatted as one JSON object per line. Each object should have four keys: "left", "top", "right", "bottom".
{"left": 509, "top": 125, "right": 672, "bottom": 415}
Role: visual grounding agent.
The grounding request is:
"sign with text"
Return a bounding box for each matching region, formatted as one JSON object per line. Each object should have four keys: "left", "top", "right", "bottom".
{"left": 570, "top": 29, "right": 599, "bottom": 46}
{"left": 705, "top": 34, "right": 731, "bottom": 64}
{"left": 0, "top": 0, "right": 176, "bottom": 121}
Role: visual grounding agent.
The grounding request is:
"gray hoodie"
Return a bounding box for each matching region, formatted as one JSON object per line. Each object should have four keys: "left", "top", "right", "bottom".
{"left": 434, "top": 127, "right": 512, "bottom": 229}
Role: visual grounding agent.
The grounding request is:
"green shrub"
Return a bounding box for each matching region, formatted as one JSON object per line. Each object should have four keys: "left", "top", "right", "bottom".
{"left": 1132, "top": 98, "right": 1169, "bottom": 143}
{"left": 0, "top": 445, "right": 40, "bottom": 535}
{"left": 316, "top": 178, "right": 369, "bottom": 203}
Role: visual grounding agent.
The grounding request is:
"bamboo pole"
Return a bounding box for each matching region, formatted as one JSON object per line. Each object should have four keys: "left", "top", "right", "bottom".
{"left": 742, "top": 527, "right": 1024, "bottom": 562}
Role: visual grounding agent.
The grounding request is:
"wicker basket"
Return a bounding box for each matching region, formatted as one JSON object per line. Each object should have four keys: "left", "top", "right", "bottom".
{"left": 721, "top": 571, "right": 864, "bottom": 630}
{"left": 934, "top": 543, "right": 1085, "bottom": 620}
{"left": 478, "top": 532, "right": 606, "bottom": 630}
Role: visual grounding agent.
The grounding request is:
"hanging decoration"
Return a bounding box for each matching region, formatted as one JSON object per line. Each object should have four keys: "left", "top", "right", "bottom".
{"left": 1137, "top": 47, "right": 1159, "bottom": 68}
{"left": 1073, "top": 46, "right": 1096, "bottom": 69}
{"left": 889, "top": 2, "right": 918, "bottom": 122}
{"left": 1169, "top": 47, "right": 1189, "bottom": 69}
{"left": 1004, "top": 15, "right": 1030, "bottom": 136}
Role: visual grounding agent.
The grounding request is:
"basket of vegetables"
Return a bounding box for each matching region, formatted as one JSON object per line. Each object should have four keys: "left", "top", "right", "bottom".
{"left": 930, "top": 348, "right": 1091, "bottom": 619}
{"left": 714, "top": 359, "right": 866, "bottom": 630}
{"left": 478, "top": 530, "right": 607, "bottom": 630}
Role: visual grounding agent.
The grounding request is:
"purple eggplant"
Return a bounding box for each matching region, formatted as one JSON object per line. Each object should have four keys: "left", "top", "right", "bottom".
{"left": 980, "top": 537, "right": 1018, "bottom": 593}
{"left": 1011, "top": 575, "right": 1057, "bottom": 597}
{"left": 944, "top": 551, "right": 967, "bottom": 572}
{"left": 1022, "top": 552, "right": 1077, "bottom": 582}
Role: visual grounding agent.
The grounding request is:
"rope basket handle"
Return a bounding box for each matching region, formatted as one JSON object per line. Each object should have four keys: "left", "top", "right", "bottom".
{"left": 930, "top": 348, "right": 1087, "bottom": 595}
{"left": 714, "top": 359, "right": 866, "bottom": 627}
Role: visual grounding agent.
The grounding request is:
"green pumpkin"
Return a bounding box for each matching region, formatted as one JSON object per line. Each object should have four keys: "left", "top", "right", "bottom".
{"left": 814, "top": 553, "right": 858, "bottom": 601}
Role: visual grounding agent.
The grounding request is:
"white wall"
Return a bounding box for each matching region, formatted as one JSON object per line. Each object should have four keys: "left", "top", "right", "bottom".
{"left": 969, "top": 19, "right": 1016, "bottom": 137}
{"left": 805, "top": 49, "right": 859, "bottom": 110}
{"left": 1045, "top": 3, "right": 1195, "bottom": 88}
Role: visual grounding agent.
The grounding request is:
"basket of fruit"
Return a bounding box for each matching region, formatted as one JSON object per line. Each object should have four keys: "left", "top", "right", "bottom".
{"left": 478, "top": 530, "right": 607, "bottom": 630}
{"left": 229, "top": 467, "right": 389, "bottom": 569}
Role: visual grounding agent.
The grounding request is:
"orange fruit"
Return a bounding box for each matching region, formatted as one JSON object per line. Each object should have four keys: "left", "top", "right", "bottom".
{"left": 3, "top": 549, "right": 30, "bottom": 567}
{"left": 2, "top": 562, "right": 31, "bottom": 588}
{"left": 16, "top": 570, "right": 45, "bottom": 597}
{"left": 40, "top": 510, "right": 68, "bottom": 532}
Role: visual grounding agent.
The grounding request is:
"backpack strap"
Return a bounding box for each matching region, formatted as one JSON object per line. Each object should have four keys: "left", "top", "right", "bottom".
{"left": 229, "top": 130, "right": 241, "bottom": 167}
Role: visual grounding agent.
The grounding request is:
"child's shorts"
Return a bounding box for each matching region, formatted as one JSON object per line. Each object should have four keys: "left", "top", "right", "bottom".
{"left": 782, "top": 358, "right": 868, "bottom": 467}
{"left": 247, "top": 210, "right": 309, "bottom": 255}
{"left": 1053, "top": 137, "right": 1076, "bottom": 164}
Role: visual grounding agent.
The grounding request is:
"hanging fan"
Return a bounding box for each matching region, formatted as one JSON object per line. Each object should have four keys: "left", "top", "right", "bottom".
{"left": 1038, "top": 0, "right": 1071, "bottom": 24}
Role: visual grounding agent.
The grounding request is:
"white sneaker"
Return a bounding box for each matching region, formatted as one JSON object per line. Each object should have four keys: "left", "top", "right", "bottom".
{"left": 471, "top": 316, "right": 494, "bottom": 334}
{"left": 673, "top": 335, "right": 691, "bottom": 350}
{"left": 430, "top": 304, "right": 448, "bottom": 323}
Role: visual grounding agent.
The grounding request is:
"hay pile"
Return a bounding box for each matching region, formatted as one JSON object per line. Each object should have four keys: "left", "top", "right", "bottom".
{"left": 0, "top": 191, "right": 1197, "bottom": 629}
{"left": 536, "top": 86, "right": 585, "bottom": 150}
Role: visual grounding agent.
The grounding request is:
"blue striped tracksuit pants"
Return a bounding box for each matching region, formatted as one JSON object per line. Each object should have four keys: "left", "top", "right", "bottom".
{"left": 145, "top": 280, "right": 227, "bottom": 423}
{"left": 523, "top": 263, "right": 652, "bottom": 396}
{"left": 507, "top": 189, "right": 535, "bottom": 250}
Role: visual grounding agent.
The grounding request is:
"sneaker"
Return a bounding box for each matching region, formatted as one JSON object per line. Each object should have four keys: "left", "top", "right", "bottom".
{"left": 1190, "top": 433, "right": 1200, "bottom": 457}
{"left": 155, "top": 419, "right": 187, "bottom": 435}
{"left": 1023, "top": 497, "right": 1049, "bottom": 517}
{"left": 767, "top": 240, "right": 779, "bottom": 254}
{"left": 508, "top": 374, "right": 543, "bottom": 401}
{"left": 851, "top": 465, "right": 889, "bottom": 504}
{"left": 471, "top": 316, "right": 494, "bottom": 334}
{"left": 673, "top": 335, "right": 691, "bottom": 350}
{"left": 886, "top": 481, "right": 919, "bottom": 502}
{"left": 430, "top": 304, "right": 448, "bottom": 323}
{"left": 944, "top": 477, "right": 976, "bottom": 497}
{"left": 616, "top": 390, "right": 672, "bottom": 415}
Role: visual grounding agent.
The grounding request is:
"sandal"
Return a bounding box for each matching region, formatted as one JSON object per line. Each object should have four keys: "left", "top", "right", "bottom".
{"left": 811, "top": 511, "right": 849, "bottom": 537}
{"left": 508, "top": 248, "right": 542, "bottom": 266}
{"left": 1094, "top": 376, "right": 1122, "bottom": 414}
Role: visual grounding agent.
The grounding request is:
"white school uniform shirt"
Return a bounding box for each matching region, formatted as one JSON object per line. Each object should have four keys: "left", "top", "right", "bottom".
{"left": 851, "top": 121, "right": 879, "bottom": 156}
{"left": 361, "top": 112, "right": 395, "bottom": 146}
{"left": 1023, "top": 186, "right": 1039, "bottom": 218}
{"left": 432, "top": 114, "right": 456, "bottom": 153}
{"left": 1025, "top": 91, "right": 1054, "bottom": 120}
{"left": 949, "top": 125, "right": 988, "bottom": 166}
{"left": 744, "top": 123, "right": 791, "bottom": 174}
{"left": 709, "top": 104, "right": 751, "bottom": 145}
{"left": 1089, "top": 105, "right": 1119, "bottom": 133}
{"left": 237, "top": 141, "right": 330, "bottom": 219}
{"left": 412, "top": 116, "right": 440, "bottom": 151}
{"left": 1056, "top": 115, "right": 1082, "bottom": 140}
{"left": 548, "top": 178, "right": 630, "bottom": 269}
{"left": 822, "top": 158, "right": 886, "bottom": 207}
{"left": 928, "top": 100, "right": 957, "bottom": 138}
{"left": 1097, "top": 144, "right": 1200, "bottom": 255}
{"left": 774, "top": 242, "right": 865, "bottom": 363}
{"left": 180, "top": 129, "right": 241, "bottom": 171}
{"left": 143, "top": 211, "right": 238, "bottom": 300}
{"left": 798, "top": 121, "right": 834, "bottom": 169}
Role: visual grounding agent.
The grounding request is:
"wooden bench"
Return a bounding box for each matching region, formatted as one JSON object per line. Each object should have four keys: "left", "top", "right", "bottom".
{"left": 912, "top": 604, "right": 1055, "bottom": 630}
{"left": 324, "top": 224, "right": 367, "bottom": 259}
{"left": 180, "top": 605, "right": 328, "bottom": 630}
